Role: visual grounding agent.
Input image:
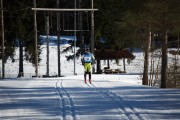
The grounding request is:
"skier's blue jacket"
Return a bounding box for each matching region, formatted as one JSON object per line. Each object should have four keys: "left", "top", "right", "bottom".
{"left": 82, "top": 53, "right": 94, "bottom": 63}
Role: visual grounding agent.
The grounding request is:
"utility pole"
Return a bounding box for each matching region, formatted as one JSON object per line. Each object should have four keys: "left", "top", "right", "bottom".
{"left": 34, "top": 0, "right": 38, "bottom": 77}
{"left": 1, "top": 0, "right": 4, "bottom": 79}
{"left": 79, "top": 0, "right": 84, "bottom": 54}
{"left": 91, "top": 0, "right": 95, "bottom": 73}
{"left": 31, "top": 1, "right": 98, "bottom": 76}
{"left": 46, "top": 16, "right": 50, "bottom": 76}
{"left": 57, "top": 0, "right": 61, "bottom": 77}
{"left": 74, "top": 0, "right": 77, "bottom": 75}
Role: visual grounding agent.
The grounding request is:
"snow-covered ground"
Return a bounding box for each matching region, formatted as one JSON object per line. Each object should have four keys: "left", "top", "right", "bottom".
{"left": 2, "top": 45, "right": 145, "bottom": 77}
{"left": 1, "top": 75, "right": 180, "bottom": 120}
{"left": 0, "top": 45, "right": 180, "bottom": 120}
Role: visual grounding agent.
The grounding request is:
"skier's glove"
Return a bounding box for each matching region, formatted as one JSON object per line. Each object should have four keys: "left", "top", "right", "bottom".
{"left": 91, "top": 60, "right": 96, "bottom": 65}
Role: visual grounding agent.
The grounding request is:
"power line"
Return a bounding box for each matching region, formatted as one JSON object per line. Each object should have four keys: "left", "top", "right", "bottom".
{"left": 14, "top": 0, "right": 31, "bottom": 9}
{"left": 3, "top": 0, "right": 31, "bottom": 12}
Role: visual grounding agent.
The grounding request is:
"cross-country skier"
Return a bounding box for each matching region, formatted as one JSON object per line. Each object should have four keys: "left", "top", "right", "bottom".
{"left": 81, "top": 48, "right": 95, "bottom": 84}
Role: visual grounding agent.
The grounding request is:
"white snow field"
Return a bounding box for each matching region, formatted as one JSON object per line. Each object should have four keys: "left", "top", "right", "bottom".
{"left": 0, "top": 45, "right": 180, "bottom": 120}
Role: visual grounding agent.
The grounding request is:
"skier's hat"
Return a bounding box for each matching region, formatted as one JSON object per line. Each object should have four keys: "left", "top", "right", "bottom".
{"left": 85, "top": 48, "right": 90, "bottom": 51}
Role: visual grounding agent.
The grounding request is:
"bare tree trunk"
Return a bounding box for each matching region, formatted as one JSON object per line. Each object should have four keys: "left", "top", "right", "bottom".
{"left": 96, "top": 60, "right": 101, "bottom": 73}
{"left": 107, "top": 60, "right": 110, "bottom": 68}
{"left": 123, "top": 58, "right": 126, "bottom": 72}
{"left": 143, "top": 24, "right": 151, "bottom": 85}
{"left": 1, "top": 0, "right": 5, "bottom": 79}
{"left": 161, "top": 30, "right": 168, "bottom": 88}
{"left": 150, "top": 51, "right": 155, "bottom": 86}
{"left": 18, "top": 40, "right": 24, "bottom": 77}
{"left": 173, "top": 35, "right": 180, "bottom": 87}
{"left": 154, "top": 51, "right": 161, "bottom": 86}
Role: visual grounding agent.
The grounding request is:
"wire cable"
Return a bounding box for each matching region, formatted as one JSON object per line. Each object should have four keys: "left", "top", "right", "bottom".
{"left": 14, "top": 0, "right": 32, "bottom": 9}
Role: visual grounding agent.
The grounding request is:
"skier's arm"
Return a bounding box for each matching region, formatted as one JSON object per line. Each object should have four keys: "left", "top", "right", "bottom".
{"left": 91, "top": 54, "right": 95, "bottom": 64}
{"left": 81, "top": 55, "right": 84, "bottom": 65}
{"left": 92, "top": 54, "right": 95, "bottom": 60}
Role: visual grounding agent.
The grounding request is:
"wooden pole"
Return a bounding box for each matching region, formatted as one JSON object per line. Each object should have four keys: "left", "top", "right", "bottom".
{"left": 31, "top": 2, "right": 98, "bottom": 76}
{"left": 46, "top": 16, "right": 50, "bottom": 76}
{"left": 33, "top": 0, "right": 38, "bottom": 77}
{"left": 74, "top": 0, "right": 77, "bottom": 75}
{"left": 57, "top": 0, "right": 61, "bottom": 77}
{"left": 91, "top": 0, "right": 95, "bottom": 73}
{"left": 32, "top": 8, "right": 98, "bottom": 12}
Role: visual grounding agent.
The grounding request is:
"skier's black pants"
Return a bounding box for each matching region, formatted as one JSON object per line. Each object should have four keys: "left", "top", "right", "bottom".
{"left": 84, "top": 72, "right": 91, "bottom": 80}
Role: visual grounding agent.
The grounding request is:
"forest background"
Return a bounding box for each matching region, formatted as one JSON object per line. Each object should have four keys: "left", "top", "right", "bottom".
{"left": 1, "top": 0, "right": 180, "bottom": 88}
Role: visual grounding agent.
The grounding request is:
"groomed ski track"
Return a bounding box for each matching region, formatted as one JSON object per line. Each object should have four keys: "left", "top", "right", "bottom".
{"left": 1, "top": 75, "right": 180, "bottom": 120}
{"left": 87, "top": 82, "right": 147, "bottom": 120}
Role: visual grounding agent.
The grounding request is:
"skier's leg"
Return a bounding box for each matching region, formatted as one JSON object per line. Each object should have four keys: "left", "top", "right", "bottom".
{"left": 84, "top": 64, "right": 88, "bottom": 83}
{"left": 84, "top": 72, "right": 87, "bottom": 83}
{"left": 87, "top": 63, "right": 92, "bottom": 83}
{"left": 89, "top": 72, "right": 91, "bottom": 83}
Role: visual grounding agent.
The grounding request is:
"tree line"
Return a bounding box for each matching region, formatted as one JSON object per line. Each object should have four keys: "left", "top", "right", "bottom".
{"left": 95, "top": 0, "right": 180, "bottom": 88}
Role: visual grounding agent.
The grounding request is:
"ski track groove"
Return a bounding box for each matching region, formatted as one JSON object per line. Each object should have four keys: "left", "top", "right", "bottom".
{"left": 86, "top": 82, "right": 145, "bottom": 120}
{"left": 55, "top": 79, "right": 79, "bottom": 120}
{"left": 86, "top": 83, "right": 128, "bottom": 119}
